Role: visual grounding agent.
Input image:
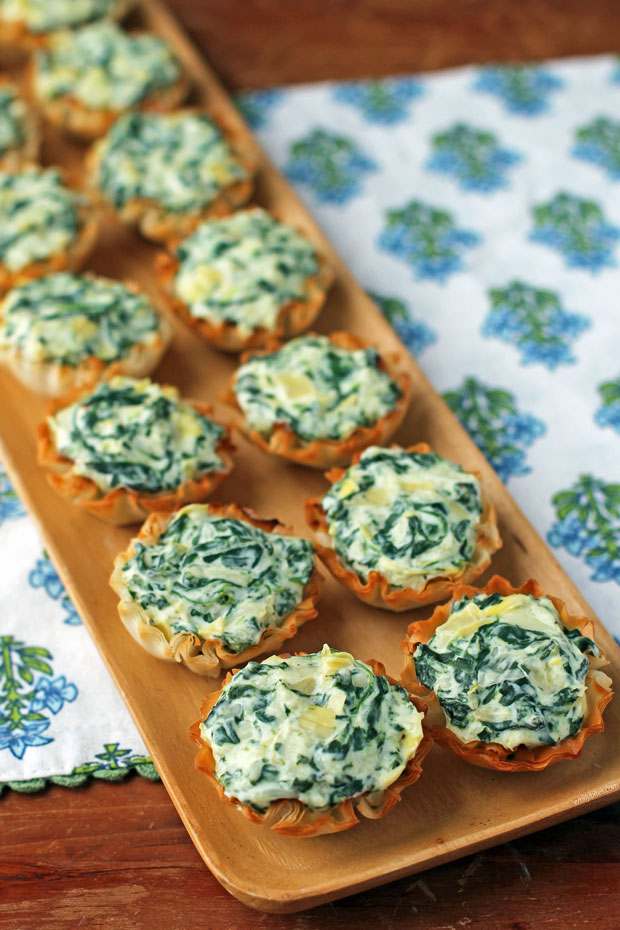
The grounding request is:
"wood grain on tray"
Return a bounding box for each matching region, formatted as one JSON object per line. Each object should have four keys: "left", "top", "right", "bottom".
{"left": 0, "top": 0, "right": 619, "bottom": 914}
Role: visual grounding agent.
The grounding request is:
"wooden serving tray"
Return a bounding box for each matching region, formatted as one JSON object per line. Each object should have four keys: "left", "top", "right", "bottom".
{"left": 1, "top": 0, "right": 619, "bottom": 914}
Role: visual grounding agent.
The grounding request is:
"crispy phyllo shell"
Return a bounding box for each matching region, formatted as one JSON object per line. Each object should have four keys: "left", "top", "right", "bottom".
{"left": 402, "top": 575, "right": 613, "bottom": 771}
{"left": 223, "top": 331, "right": 412, "bottom": 468}
{"left": 36, "top": 384, "right": 235, "bottom": 525}
{"left": 156, "top": 247, "right": 333, "bottom": 353}
{"left": 190, "top": 657, "right": 432, "bottom": 836}
{"left": 110, "top": 502, "right": 322, "bottom": 676}
{"left": 87, "top": 111, "right": 256, "bottom": 244}
{"left": 26, "top": 50, "right": 190, "bottom": 141}
{"left": 0, "top": 279, "right": 172, "bottom": 396}
{"left": 0, "top": 191, "right": 98, "bottom": 295}
{"left": 306, "top": 442, "right": 502, "bottom": 611}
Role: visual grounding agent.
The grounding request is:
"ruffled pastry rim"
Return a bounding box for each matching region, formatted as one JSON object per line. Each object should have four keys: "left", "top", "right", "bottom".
{"left": 401, "top": 574, "right": 613, "bottom": 771}
{"left": 155, "top": 208, "right": 334, "bottom": 351}
{"left": 0, "top": 0, "right": 133, "bottom": 50}
{"left": 36, "top": 379, "right": 235, "bottom": 525}
{"left": 110, "top": 501, "right": 323, "bottom": 676}
{"left": 0, "top": 274, "right": 172, "bottom": 395}
{"left": 222, "top": 331, "right": 412, "bottom": 468}
{"left": 26, "top": 28, "right": 190, "bottom": 140}
{"left": 0, "top": 173, "right": 98, "bottom": 295}
{"left": 305, "top": 442, "right": 502, "bottom": 611}
{"left": 189, "top": 656, "right": 432, "bottom": 836}
{"left": 87, "top": 110, "right": 257, "bottom": 244}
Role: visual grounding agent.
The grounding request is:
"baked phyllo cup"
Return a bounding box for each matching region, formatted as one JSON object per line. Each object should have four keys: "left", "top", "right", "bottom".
{"left": 0, "top": 272, "right": 172, "bottom": 395}
{"left": 110, "top": 502, "right": 322, "bottom": 676}
{"left": 223, "top": 332, "right": 412, "bottom": 468}
{"left": 306, "top": 443, "right": 501, "bottom": 611}
{"left": 37, "top": 375, "right": 235, "bottom": 525}
{"left": 0, "top": 82, "right": 39, "bottom": 171}
{"left": 28, "top": 21, "right": 189, "bottom": 140}
{"left": 0, "top": 0, "right": 133, "bottom": 50}
{"left": 402, "top": 575, "right": 612, "bottom": 772}
{"left": 88, "top": 110, "right": 256, "bottom": 244}
{"left": 156, "top": 208, "right": 334, "bottom": 352}
{"left": 190, "top": 645, "right": 432, "bottom": 836}
{"left": 0, "top": 167, "right": 98, "bottom": 294}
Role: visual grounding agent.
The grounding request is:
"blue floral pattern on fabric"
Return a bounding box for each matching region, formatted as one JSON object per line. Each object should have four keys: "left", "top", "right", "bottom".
{"left": 530, "top": 192, "right": 620, "bottom": 272}
{"left": 595, "top": 376, "right": 620, "bottom": 434}
{"left": 378, "top": 200, "right": 480, "bottom": 282}
{"left": 235, "top": 88, "right": 284, "bottom": 129}
{"left": 285, "top": 128, "right": 377, "bottom": 203}
{"left": 0, "top": 466, "right": 25, "bottom": 525}
{"left": 332, "top": 77, "right": 424, "bottom": 124}
{"left": 473, "top": 64, "right": 563, "bottom": 115}
{"left": 549, "top": 475, "right": 620, "bottom": 584}
{"left": 29, "top": 552, "right": 82, "bottom": 626}
{"left": 573, "top": 117, "right": 620, "bottom": 179}
{"left": 0, "top": 636, "right": 77, "bottom": 759}
{"left": 427, "top": 123, "right": 520, "bottom": 192}
{"left": 443, "top": 377, "right": 546, "bottom": 482}
{"left": 370, "top": 292, "right": 437, "bottom": 356}
{"left": 483, "top": 281, "right": 590, "bottom": 368}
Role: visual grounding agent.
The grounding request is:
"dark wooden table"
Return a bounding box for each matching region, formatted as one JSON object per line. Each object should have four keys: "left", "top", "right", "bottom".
{"left": 3, "top": 2, "right": 620, "bottom": 927}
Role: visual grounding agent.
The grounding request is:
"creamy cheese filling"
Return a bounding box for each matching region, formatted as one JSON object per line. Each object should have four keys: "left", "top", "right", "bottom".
{"left": 234, "top": 335, "right": 401, "bottom": 442}
{"left": 0, "top": 86, "right": 26, "bottom": 154}
{"left": 95, "top": 111, "right": 248, "bottom": 214}
{"left": 48, "top": 376, "right": 225, "bottom": 494}
{"left": 0, "top": 272, "right": 163, "bottom": 366}
{"left": 121, "top": 504, "right": 315, "bottom": 652}
{"left": 414, "top": 592, "right": 598, "bottom": 750}
{"left": 173, "top": 209, "right": 318, "bottom": 336}
{"left": 321, "top": 446, "right": 482, "bottom": 589}
{"left": 0, "top": 168, "right": 82, "bottom": 272}
{"left": 34, "top": 22, "right": 181, "bottom": 111}
{"left": 0, "top": 0, "right": 116, "bottom": 31}
{"left": 201, "top": 645, "right": 424, "bottom": 811}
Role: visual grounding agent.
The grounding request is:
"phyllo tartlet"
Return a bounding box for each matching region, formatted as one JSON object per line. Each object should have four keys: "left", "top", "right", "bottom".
{"left": 37, "top": 375, "right": 234, "bottom": 524}
{"left": 190, "top": 645, "right": 431, "bottom": 836}
{"left": 306, "top": 443, "right": 501, "bottom": 610}
{"left": 402, "top": 576, "right": 612, "bottom": 771}
{"left": 0, "top": 167, "right": 97, "bottom": 292}
{"left": 110, "top": 502, "right": 321, "bottom": 675}
{"left": 224, "top": 332, "right": 411, "bottom": 467}
{"left": 29, "top": 21, "right": 188, "bottom": 139}
{"left": 0, "top": 0, "right": 132, "bottom": 48}
{"left": 157, "top": 208, "right": 333, "bottom": 351}
{"left": 88, "top": 111, "right": 255, "bottom": 243}
{"left": 0, "top": 83, "right": 38, "bottom": 170}
{"left": 0, "top": 272, "right": 172, "bottom": 395}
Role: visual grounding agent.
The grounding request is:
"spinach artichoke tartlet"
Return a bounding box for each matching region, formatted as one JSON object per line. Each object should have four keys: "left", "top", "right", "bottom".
{"left": 0, "top": 82, "right": 39, "bottom": 170}
{"left": 89, "top": 110, "right": 255, "bottom": 243}
{"left": 29, "top": 21, "right": 189, "bottom": 139}
{"left": 157, "top": 208, "right": 333, "bottom": 351}
{"left": 306, "top": 443, "right": 501, "bottom": 610}
{"left": 0, "top": 272, "right": 172, "bottom": 395}
{"left": 224, "top": 332, "right": 411, "bottom": 468}
{"left": 0, "top": 167, "right": 97, "bottom": 293}
{"left": 110, "top": 502, "right": 322, "bottom": 676}
{"left": 190, "top": 645, "right": 431, "bottom": 836}
{"left": 37, "top": 375, "right": 234, "bottom": 524}
{"left": 0, "top": 0, "right": 132, "bottom": 49}
{"left": 402, "top": 576, "right": 612, "bottom": 771}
